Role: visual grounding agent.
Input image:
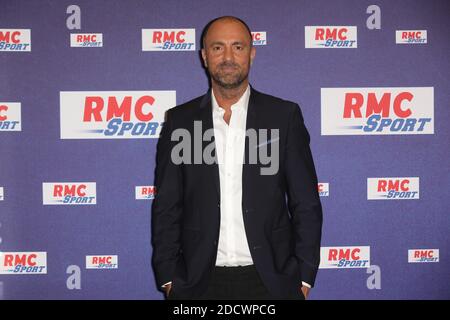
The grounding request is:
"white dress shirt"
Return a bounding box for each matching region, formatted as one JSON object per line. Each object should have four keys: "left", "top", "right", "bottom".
{"left": 212, "top": 85, "right": 253, "bottom": 267}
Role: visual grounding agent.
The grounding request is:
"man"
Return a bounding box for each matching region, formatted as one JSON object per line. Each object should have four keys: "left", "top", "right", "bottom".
{"left": 152, "top": 16, "right": 322, "bottom": 300}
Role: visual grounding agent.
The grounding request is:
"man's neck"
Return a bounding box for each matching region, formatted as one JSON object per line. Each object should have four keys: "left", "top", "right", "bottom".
{"left": 211, "top": 81, "right": 249, "bottom": 110}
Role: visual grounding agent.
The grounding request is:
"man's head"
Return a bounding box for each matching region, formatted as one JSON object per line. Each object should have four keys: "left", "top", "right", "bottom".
{"left": 201, "top": 16, "right": 256, "bottom": 90}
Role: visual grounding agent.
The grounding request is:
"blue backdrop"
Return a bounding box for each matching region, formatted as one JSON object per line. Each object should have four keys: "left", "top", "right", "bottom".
{"left": 0, "top": 0, "right": 449, "bottom": 299}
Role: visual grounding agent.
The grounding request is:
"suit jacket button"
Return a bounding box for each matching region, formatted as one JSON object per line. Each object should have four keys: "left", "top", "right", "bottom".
{"left": 213, "top": 241, "right": 217, "bottom": 246}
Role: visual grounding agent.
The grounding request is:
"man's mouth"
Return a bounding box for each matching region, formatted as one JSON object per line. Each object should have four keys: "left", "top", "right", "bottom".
{"left": 219, "top": 64, "right": 239, "bottom": 71}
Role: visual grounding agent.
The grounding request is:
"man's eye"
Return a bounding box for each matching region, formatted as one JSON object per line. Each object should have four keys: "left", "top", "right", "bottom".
{"left": 236, "top": 46, "right": 243, "bottom": 50}
{"left": 213, "top": 46, "right": 222, "bottom": 51}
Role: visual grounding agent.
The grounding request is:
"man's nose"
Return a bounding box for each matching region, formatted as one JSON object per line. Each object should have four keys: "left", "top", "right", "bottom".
{"left": 223, "top": 46, "right": 234, "bottom": 62}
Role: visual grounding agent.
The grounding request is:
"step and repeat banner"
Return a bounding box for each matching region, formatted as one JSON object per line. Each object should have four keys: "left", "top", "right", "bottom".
{"left": 0, "top": 0, "right": 449, "bottom": 299}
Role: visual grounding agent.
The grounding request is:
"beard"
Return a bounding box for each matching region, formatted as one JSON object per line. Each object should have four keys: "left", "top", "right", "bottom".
{"left": 210, "top": 61, "right": 249, "bottom": 89}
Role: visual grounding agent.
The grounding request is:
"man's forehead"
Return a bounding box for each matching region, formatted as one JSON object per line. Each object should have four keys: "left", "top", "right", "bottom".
{"left": 209, "top": 18, "right": 246, "bottom": 29}
{"left": 205, "top": 19, "right": 251, "bottom": 42}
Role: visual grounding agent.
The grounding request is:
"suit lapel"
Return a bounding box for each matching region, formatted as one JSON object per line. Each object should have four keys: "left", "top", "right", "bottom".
{"left": 242, "top": 87, "right": 259, "bottom": 205}
{"left": 196, "top": 90, "right": 221, "bottom": 198}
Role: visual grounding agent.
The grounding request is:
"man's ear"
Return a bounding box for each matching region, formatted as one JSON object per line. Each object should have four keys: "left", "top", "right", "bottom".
{"left": 201, "top": 49, "right": 208, "bottom": 67}
{"left": 250, "top": 46, "right": 256, "bottom": 66}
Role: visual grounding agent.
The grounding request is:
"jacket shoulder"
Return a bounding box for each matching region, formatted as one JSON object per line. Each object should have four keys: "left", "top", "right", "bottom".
{"left": 253, "top": 89, "right": 295, "bottom": 105}
{"left": 167, "top": 94, "right": 204, "bottom": 119}
{"left": 252, "top": 89, "right": 300, "bottom": 115}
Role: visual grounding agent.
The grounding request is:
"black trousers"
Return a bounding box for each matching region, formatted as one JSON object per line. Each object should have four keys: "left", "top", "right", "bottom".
{"left": 168, "top": 265, "right": 304, "bottom": 300}
{"left": 199, "top": 265, "right": 272, "bottom": 300}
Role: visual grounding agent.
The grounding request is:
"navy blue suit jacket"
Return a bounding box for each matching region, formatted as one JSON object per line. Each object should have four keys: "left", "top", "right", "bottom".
{"left": 152, "top": 87, "right": 323, "bottom": 299}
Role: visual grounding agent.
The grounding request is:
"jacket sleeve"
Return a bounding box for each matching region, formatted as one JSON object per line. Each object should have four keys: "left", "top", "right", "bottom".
{"left": 284, "top": 103, "right": 323, "bottom": 287}
{"left": 151, "top": 109, "right": 183, "bottom": 289}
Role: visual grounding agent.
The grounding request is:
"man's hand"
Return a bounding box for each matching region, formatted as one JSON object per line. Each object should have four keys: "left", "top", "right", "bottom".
{"left": 300, "top": 285, "right": 310, "bottom": 299}
{"left": 163, "top": 283, "right": 172, "bottom": 297}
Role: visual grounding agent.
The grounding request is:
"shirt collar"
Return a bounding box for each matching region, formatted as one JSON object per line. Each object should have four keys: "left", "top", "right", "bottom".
{"left": 211, "top": 85, "right": 251, "bottom": 114}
